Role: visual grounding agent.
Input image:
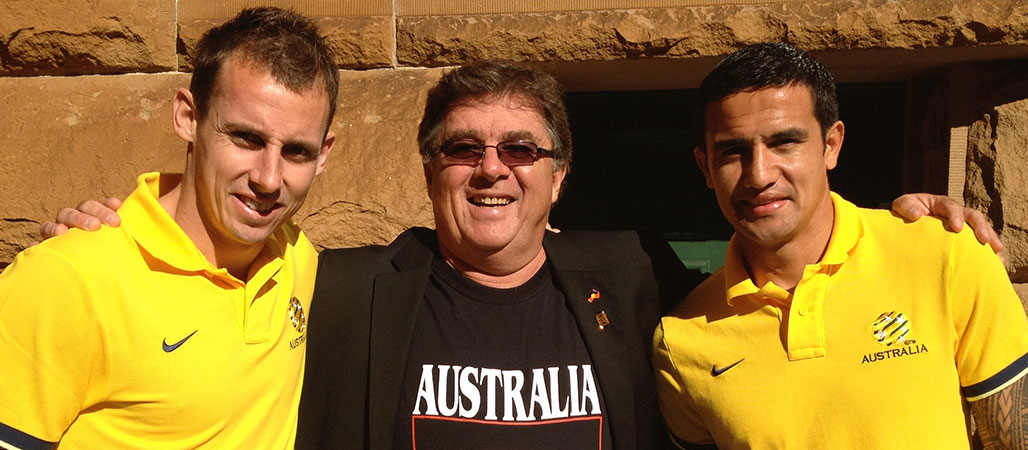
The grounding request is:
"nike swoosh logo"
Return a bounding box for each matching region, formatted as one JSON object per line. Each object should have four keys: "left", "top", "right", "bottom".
{"left": 162, "top": 330, "right": 198, "bottom": 353}
{"left": 711, "top": 358, "right": 745, "bottom": 376}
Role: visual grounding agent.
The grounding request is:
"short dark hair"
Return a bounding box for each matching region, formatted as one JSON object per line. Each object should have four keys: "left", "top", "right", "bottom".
{"left": 190, "top": 7, "right": 339, "bottom": 133}
{"left": 417, "top": 60, "right": 572, "bottom": 172}
{"left": 697, "top": 42, "right": 839, "bottom": 146}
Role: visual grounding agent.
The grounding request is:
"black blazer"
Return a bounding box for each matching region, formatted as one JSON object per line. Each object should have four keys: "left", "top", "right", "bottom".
{"left": 296, "top": 227, "right": 698, "bottom": 450}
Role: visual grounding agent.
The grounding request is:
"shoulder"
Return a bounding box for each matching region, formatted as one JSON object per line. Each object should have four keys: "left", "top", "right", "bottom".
{"left": 856, "top": 207, "right": 989, "bottom": 259}
{"left": 317, "top": 227, "right": 434, "bottom": 273}
{"left": 312, "top": 227, "right": 436, "bottom": 307}
{"left": 665, "top": 268, "right": 728, "bottom": 321}
{"left": 7, "top": 226, "right": 130, "bottom": 277}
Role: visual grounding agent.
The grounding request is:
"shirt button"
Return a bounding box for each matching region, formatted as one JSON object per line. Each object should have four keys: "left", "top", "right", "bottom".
{"left": 798, "top": 308, "right": 809, "bottom": 316}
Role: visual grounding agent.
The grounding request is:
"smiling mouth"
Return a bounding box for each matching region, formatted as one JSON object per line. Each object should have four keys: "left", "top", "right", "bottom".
{"left": 469, "top": 196, "right": 513, "bottom": 206}
{"left": 238, "top": 195, "right": 278, "bottom": 215}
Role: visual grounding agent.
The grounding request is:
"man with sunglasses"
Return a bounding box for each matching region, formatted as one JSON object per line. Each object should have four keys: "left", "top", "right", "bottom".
{"left": 296, "top": 59, "right": 702, "bottom": 450}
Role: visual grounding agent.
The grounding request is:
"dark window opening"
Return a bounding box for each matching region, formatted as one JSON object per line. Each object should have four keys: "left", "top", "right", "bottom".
{"left": 551, "top": 83, "right": 907, "bottom": 272}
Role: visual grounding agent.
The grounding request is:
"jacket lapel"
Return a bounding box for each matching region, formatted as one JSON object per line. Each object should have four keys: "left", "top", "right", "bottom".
{"left": 545, "top": 234, "right": 639, "bottom": 450}
{"left": 368, "top": 230, "right": 435, "bottom": 450}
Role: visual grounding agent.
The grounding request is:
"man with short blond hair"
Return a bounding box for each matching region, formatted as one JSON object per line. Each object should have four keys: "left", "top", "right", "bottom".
{"left": 0, "top": 7, "right": 336, "bottom": 449}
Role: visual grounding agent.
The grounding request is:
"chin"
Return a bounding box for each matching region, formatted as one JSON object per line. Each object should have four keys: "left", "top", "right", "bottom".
{"left": 462, "top": 230, "right": 517, "bottom": 252}
{"left": 229, "top": 225, "right": 278, "bottom": 247}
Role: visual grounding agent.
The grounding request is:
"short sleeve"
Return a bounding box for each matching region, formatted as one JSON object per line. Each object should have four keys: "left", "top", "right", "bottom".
{"left": 946, "top": 228, "right": 1028, "bottom": 401}
{"left": 0, "top": 244, "right": 104, "bottom": 442}
{"left": 652, "top": 319, "right": 715, "bottom": 445}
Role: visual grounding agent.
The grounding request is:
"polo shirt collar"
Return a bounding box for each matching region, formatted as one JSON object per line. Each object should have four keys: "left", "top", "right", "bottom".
{"left": 119, "top": 172, "right": 287, "bottom": 284}
{"left": 723, "top": 191, "right": 864, "bottom": 306}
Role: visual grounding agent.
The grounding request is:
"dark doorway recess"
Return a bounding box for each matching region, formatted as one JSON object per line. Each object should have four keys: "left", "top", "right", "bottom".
{"left": 551, "top": 83, "right": 908, "bottom": 241}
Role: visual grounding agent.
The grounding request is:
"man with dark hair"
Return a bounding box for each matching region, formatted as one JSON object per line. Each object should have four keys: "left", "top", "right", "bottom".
{"left": 297, "top": 59, "right": 699, "bottom": 450}
{"left": 654, "top": 42, "right": 1028, "bottom": 449}
{"left": 0, "top": 7, "right": 336, "bottom": 449}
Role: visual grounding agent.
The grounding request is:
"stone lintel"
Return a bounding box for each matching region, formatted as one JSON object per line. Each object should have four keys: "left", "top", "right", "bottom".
{"left": 177, "top": 0, "right": 395, "bottom": 71}
{"left": 397, "top": 0, "right": 1028, "bottom": 67}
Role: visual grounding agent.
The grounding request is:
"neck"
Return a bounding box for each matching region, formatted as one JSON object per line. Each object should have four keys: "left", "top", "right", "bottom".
{"left": 737, "top": 194, "right": 836, "bottom": 292}
{"left": 163, "top": 177, "right": 262, "bottom": 281}
{"left": 438, "top": 240, "right": 548, "bottom": 289}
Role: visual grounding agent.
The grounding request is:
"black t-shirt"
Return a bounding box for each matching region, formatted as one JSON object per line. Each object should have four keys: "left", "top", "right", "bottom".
{"left": 392, "top": 256, "right": 612, "bottom": 450}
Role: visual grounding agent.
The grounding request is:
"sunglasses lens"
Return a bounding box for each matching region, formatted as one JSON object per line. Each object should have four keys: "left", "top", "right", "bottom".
{"left": 441, "top": 140, "right": 483, "bottom": 164}
{"left": 497, "top": 142, "right": 538, "bottom": 166}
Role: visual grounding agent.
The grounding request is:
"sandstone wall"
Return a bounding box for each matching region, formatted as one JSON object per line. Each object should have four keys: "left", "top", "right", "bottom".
{"left": 2, "top": 0, "right": 1027, "bottom": 297}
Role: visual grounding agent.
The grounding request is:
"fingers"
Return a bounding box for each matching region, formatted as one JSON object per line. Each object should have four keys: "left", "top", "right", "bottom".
{"left": 935, "top": 199, "right": 966, "bottom": 234}
{"left": 37, "top": 197, "right": 125, "bottom": 241}
{"left": 103, "top": 197, "right": 124, "bottom": 211}
{"left": 38, "top": 221, "right": 70, "bottom": 240}
{"left": 96, "top": 198, "right": 123, "bottom": 227}
{"left": 890, "top": 193, "right": 1005, "bottom": 256}
{"left": 963, "top": 208, "right": 1005, "bottom": 253}
{"left": 56, "top": 207, "right": 102, "bottom": 231}
{"left": 890, "top": 195, "right": 931, "bottom": 223}
{"left": 74, "top": 199, "right": 121, "bottom": 227}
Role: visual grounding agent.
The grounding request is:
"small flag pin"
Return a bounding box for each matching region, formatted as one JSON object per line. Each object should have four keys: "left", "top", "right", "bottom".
{"left": 595, "top": 311, "right": 610, "bottom": 330}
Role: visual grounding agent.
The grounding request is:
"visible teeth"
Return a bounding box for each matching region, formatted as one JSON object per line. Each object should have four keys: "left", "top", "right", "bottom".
{"left": 472, "top": 196, "right": 512, "bottom": 206}
{"left": 243, "top": 198, "right": 275, "bottom": 213}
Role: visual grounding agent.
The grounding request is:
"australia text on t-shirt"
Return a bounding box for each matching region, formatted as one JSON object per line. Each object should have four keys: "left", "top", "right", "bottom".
{"left": 411, "top": 363, "right": 602, "bottom": 421}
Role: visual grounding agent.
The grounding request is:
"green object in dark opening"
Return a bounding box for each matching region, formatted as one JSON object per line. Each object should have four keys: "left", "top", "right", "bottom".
{"left": 669, "top": 240, "right": 729, "bottom": 275}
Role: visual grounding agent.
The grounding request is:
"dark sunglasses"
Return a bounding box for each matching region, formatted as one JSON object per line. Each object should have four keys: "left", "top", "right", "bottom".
{"left": 437, "top": 139, "right": 554, "bottom": 166}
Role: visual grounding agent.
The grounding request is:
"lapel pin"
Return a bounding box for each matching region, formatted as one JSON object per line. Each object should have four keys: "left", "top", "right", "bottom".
{"left": 595, "top": 311, "right": 610, "bottom": 330}
{"left": 587, "top": 289, "right": 601, "bottom": 303}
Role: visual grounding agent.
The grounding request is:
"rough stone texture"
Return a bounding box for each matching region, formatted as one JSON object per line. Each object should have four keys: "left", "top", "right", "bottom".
{"left": 397, "top": 0, "right": 1028, "bottom": 66}
{"left": 0, "top": 68, "right": 441, "bottom": 267}
{"left": 297, "top": 68, "right": 440, "bottom": 251}
{"left": 318, "top": 16, "right": 395, "bottom": 69}
{"left": 0, "top": 0, "right": 176, "bottom": 76}
{"left": 0, "top": 74, "right": 188, "bottom": 266}
{"left": 964, "top": 62, "right": 1028, "bottom": 283}
{"left": 177, "top": 15, "right": 394, "bottom": 71}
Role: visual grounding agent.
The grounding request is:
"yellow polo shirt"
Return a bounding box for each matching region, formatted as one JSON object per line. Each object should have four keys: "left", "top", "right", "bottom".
{"left": 0, "top": 173, "right": 316, "bottom": 449}
{"left": 654, "top": 192, "right": 1028, "bottom": 449}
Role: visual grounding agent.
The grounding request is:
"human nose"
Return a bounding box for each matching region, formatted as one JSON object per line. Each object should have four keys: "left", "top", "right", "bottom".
{"left": 250, "top": 147, "right": 283, "bottom": 193}
{"left": 741, "top": 146, "right": 777, "bottom": 189}
{"left": 475, "top": 145, "right": 511, "bottom": 181}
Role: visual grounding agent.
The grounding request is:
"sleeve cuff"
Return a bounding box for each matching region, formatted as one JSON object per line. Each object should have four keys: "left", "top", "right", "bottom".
{"left": 963, "top": 352, "right": 1028, "bottom": 401}
{"left": 0, "top": 422, "right": 52, "bottom": 450}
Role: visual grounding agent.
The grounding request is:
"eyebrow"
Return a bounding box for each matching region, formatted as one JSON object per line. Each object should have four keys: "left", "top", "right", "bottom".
{"left": 441, "top": 128, "right": 541, "bottom": 143}
{"left": 710, "top": 127, "right": 811, "bottom": 152}
{"left": 769, "top": 127, "right": 810, "bottom": 142}
{"left": 711, "top": 137, "right": 750, "bottom": 153}
{"left": 223, "top": 121, "right": 322, "bottom": 155}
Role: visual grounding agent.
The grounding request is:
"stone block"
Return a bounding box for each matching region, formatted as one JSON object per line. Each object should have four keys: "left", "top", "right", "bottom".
{"left": 177, "top": 1, "right": 394, "bottom": 71}
{"left": 297, "top": 68, "right": 441, "bottom": 250}
{"left": 0, "top": 68, "right": 444, "bottom": 266}
{"left": 396, "top": 0, "right": 1028, "bottom": 66}
{"left": 0, "top": 0, "right": 176, "bottom": 76}
{"left": 0, "top": 73, "right": 188, "bottom": 265}
{"left": 964, "top": 62, "right": 1028, "bottom": 282}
